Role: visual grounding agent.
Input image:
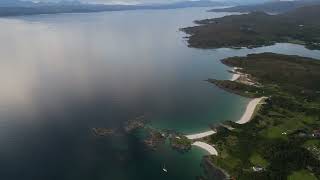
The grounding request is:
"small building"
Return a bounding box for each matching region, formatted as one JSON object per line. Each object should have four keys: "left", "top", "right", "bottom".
{"left": 252, "top": 166, "right": 264, "bottom": 172}
{"left": 312, "top": 129, "right": 320, "bottom": 138}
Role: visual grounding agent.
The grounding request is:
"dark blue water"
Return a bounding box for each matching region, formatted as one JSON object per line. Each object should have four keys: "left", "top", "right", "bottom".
{"left": 0, "top": 8, "right": 319, "bottom": 180}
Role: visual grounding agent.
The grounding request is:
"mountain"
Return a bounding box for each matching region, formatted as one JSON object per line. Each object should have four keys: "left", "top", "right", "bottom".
{"left": 210, "top": 0, "right": 320, "bottom": 13}
{"left": 0, "top": 0, "right": 34, "bottom": 7}
{"left": 143, "top": 0, "right": 225, "bottom": 9}
{"left": 227, "top": 0, "right": 272, "bottom": 5}
{"left": 0, "top": 0, "right": 226, "bottom": 17}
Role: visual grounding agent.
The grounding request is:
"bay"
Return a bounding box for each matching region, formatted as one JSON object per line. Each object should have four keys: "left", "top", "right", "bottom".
{"left": 0, "top": 8, "right": 319, "bottom": 180}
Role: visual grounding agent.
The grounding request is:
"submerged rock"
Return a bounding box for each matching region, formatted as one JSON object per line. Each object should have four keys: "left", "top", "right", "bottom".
{"left": 169, "top": 133, "right": 192, "bottom": 153}
{"left": 124, "top": 115, "right": 148, "bottom": 133}
{"left": 92, "top": 128, "right": 116, "bottom": 136}
{"left": 143, "top": 128, "right": 167, "bottom": 150}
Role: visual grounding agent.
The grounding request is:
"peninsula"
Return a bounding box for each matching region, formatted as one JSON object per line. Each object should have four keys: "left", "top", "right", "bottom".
{"left": 182, "top": 5, "right": 320, "bottom": 50}
{"left": 210, "top": 0, "right": 320, "bottom": 13}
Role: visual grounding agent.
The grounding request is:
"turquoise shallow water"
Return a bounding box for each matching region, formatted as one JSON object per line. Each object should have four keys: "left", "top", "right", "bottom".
{"left": 0, "top": 8, "right": 319, "bottom": 180}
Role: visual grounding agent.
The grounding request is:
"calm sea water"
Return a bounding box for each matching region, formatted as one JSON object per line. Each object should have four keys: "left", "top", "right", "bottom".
{"left": 0, "top": 8, "right": 319, "bottom": 180}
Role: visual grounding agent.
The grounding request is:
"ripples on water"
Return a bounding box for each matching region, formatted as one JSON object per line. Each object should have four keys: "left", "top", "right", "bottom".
{"left": 0, "top": 8, "right": 319, "bottom": 180}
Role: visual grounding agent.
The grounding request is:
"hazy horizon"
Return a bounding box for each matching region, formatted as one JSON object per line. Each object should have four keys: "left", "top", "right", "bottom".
{"left": 24, "top": 0, "right": 270, "bottom": 5}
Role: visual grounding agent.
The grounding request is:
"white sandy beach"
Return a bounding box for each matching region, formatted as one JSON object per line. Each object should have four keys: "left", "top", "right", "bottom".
{"left": 185, "top": 97, "right": 265, "bottom": 156}
{"left": 230, "top": 73, "right": 240, "bottom": 81}
{"left": 230, "top": 67, "right": 241, "bottom": 81}
{"left": 192, "top": 141, "right": 218, "bottom": 155}
{"left": 186, "top": 131, "right": 218, "bottom": 156}
{"left": 184, "top": 65, "right": 265, "bottom": 156}
{"left": 236, "top": 97, "right": 265, "bottom": 124}
{"left": 186, "top": 97, "right": 265, "bottom": 139}
{"left": 186, "top": 130, "right": 216, "bottom": 140}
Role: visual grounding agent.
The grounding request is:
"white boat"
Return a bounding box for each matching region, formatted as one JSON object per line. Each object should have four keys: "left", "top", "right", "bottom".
{"left": 162, "top": 164, "right": 168, "bottom": 173}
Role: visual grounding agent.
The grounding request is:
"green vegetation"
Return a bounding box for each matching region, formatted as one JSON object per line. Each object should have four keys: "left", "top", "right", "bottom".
{"left": 249, "top": 152, "right": 269, "bottom": 168}
{"left": 169, "top": 135, "right": 192, "bottom": 153}
{"left": 288, "top": 170, "right": 318, "bottom": 180}
{"left": 182, "top": 5, "right": 320, "bottom": 50}
{"left": 210, "top": 0, "right": 320, "bottom": 13}
{"left": 207, "top": 79, "right": 266, "bottom": 98}
{"left": 203, "top": 53, "right": 320, "bottom": 180}
{"left": 222, "top": 53, "right": 320, "bottom": 101}
{"left": 303, "top": 139, "right": 320, "bottom": 160}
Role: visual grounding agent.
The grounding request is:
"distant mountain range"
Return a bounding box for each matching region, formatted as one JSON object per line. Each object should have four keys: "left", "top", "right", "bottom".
{"left": 0, "top": 0, "right": 226, "bottom": 17}
{"left": 210, "top": 0, "right": 320, "bottom": 13}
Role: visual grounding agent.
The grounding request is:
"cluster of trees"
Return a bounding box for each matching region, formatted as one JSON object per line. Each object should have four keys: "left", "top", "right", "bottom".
{"left": 222, "top": 53, "right": 320, "bottom": 100}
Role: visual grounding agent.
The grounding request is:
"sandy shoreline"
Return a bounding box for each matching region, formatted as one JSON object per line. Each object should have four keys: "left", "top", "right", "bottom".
{"left": 236, "top": 97, "right": 265, "bottom": 124}
{"left": 231, "top": 73, "right": 240, "bottom": 81}
{"left": 230, "top": 67, "right": 241, "bottom": 81}
{"left": 192, "top": 141, "right": 218, "bottom": 155}
{"left": 186, "top": 130, "right": 216, "bottom": 140}
{"left": 186, "top": 131, "right": 218, "bottom": 156}
{"left": 185, "top": 97, "right": 265, "bottom": 156}
{"left": 185, "top": 66, "right": 266, "bottom": 156}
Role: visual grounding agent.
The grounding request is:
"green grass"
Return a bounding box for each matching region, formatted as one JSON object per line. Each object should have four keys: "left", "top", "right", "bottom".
{"left": 261, "top": 126, "right": 287, "bottom": 139}
{"left": 304, "top": 139, "right": 320, "bottom": 147}
{"left": 303, "top": 139, "right": 320, "bottom": 160}
{"left": 250, "top": 152, "right": 269, "bottom": 168}
{"left": 288, "top": 170, "right": 318, "bottom": 180}
{"left": 212, "top": 155, "right": 242, "bottom": 175}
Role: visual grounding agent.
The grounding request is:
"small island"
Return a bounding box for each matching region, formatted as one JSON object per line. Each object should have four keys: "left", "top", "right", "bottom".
{"left": 124, "top": 115, "right": 148, "bottom": 133}
{"left": 143, "top": 128, "right": 168, "bottom": 150}
{"left": 91, "top": 115, "right": 193, "bottom": 153}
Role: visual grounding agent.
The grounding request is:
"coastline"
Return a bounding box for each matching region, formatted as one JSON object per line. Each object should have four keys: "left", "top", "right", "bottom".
{"left": 185, "top": 81, "right": 265, "bottom": 179}
{"left": 180, "top": 5, "right": 320, "bottom": 178}
{"left": 236, "top": 97, "right": 265, "bottom": 124}
{"left": 186, "top": 130, "right": 216, "bottom": 140}
{"left": 230, "top": 67, "right": 241, "bottom": 81}
{"left": 186, "top": 96, "right": 264, "bottom": 155}
{"left": 192, "top": 141, "right": 218, "bottom": 155}
{"left": 186, "top": 64, "right": 266, "bottom": 155}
